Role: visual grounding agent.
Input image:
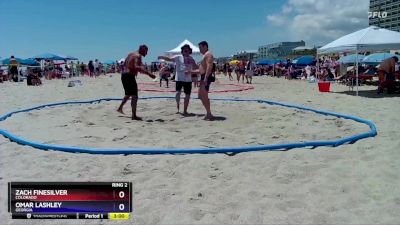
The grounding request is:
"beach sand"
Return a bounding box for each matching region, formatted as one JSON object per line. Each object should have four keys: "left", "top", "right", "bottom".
{"left": 0, "top": 74, "right": 399, "bottom": 224}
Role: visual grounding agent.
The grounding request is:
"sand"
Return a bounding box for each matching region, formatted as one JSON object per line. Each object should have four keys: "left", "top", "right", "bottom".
{"left": 0, "top": 74, "right": 399, "bottom": 224}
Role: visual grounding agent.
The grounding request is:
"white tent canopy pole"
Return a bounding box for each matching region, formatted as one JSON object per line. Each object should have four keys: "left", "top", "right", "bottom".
{"left": 355, "top": 50, "right": 359, "bottom": 95}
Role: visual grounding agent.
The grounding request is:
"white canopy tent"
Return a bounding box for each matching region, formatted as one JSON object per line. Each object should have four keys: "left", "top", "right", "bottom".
{"left": 165, "top": 39, "right": 200, "bottom": 55}
{"left": 317, "top": 26, "right": 400, "bottom": 95}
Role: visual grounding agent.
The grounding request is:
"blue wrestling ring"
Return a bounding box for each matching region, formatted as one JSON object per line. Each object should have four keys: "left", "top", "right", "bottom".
{"left": 0, "top": 97, "right": 377, "bottom": 154}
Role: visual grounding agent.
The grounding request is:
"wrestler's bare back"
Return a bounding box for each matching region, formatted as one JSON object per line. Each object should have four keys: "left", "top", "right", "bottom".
{"left": 123, "top": 53, "right": 142, "bottom": 75}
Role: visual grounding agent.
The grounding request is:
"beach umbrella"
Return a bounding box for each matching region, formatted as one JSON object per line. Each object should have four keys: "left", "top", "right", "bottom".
{"left": 229, "top": 60, "right": 240, "bottom": 65}
{"left": 2, "top": 57, "right": 37, "bottom": 65}
{"left": 31, "top": 53, "right": 65, "bottom": 60}
{"left": 103, "top": 60, "right": 115, "bottom": 65}
{"left": 257, "top": 59, "right": 274, "bottom": 65}
{"left": 21, "top": 58, "right": 38, "bottom": 65}
{"left": 257, "top": 60, "right": 269, "bottom": 65}
{"left": 272, "top": 59, "right": 287, "bottom": 64}
{"left": 58, "top": 55, "right": 78, "bottom": 60}
{"left": 292, "top": 56, "right": 316, "bottom": 66}
{"left": 67, "top": 56, "right": 78, "bottom": 60}
{"left": 338, "top": 54, "right": 365, "bottom": 64}
{"left": 362, "top": 53, "right": 400, "bottom": 65}
{"left": 256, "top": 59, "right": 287, "bottom": 65}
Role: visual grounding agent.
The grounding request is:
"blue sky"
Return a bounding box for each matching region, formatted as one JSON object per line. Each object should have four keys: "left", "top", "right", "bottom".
{"left": 0, "top": 0, "right": 369, "bottom": 63}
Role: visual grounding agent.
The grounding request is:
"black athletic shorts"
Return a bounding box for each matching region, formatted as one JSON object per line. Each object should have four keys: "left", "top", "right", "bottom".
{"left": 10, "top": 66, "right": 18, "bottom": 75}
{"left": 384, "top": 72, "right": 395, "bottom": 81}
{"left": 121, "top": 73, "right": 138, "bottom": 96}
{"left": 200, "top": 74, "right": 212, "bottom": 91}
{"left": 176, "top": 81, "right": 192, "bottom": 95}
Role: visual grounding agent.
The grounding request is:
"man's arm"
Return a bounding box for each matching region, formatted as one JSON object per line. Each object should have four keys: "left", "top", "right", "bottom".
{"left": 133, "top": 56, "right": 156, "bottom": 78}
{"left": 187, "top": 68, "right": 200, "bottom": 75}
{"left": 138, "top": 66, "right": 156, "bottom": 78}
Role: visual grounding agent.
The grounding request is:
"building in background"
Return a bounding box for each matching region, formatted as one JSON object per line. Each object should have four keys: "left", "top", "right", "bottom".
{"left": 369, "top": 0, "right": 400, "bottom": 32}
{"left": 257, "top": 41, "right": 305, "bottom": 60}
{"left": 232, "top": 50, "right": 258, "bottom": 61}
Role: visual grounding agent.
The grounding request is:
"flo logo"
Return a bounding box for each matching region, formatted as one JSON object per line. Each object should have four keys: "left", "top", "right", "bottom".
{"left": 369, "top": 11, "right": 388, "bottom": 18}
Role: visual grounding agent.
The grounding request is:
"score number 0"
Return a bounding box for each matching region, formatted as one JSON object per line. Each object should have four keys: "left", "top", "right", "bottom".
{"left": 118, "top": 191, "right": 125, "bottom": 211}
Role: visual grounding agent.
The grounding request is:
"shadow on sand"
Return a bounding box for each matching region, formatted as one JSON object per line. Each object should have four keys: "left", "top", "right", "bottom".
{"left": 195, "top": 114, "right": 227, "bottom": 121}
{"left": 332, "top": 89, "right": 400, "bottom": 98}
{"left": 209, "top": 116, "right": 227, "bottom": 121}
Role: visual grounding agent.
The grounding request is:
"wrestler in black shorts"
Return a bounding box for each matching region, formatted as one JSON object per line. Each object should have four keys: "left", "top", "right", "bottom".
{"left": 175, "top": 81, "right": 192, "bottom": 95}
{"left": 200, "top": 74, "right": 213, "bottom": 91}
{"left": 121, "top": 72, "right": 138, "bottom": 96}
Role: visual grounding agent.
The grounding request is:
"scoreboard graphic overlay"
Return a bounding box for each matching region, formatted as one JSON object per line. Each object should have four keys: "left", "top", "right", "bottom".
{"left": 9, "top": 182, "right": 132, "bottom": 220}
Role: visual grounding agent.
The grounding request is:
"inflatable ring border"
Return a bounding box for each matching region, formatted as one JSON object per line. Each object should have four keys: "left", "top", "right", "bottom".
{"left": 138, "top": 82, "right": 255, "bottom": 93}
{"left": 0, "top": 97, "right": 377, "bottom": 155}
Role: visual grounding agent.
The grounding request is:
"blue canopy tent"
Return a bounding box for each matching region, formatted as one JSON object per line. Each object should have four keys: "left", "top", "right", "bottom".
{"left": 2, "top": 57, "right": 38, "bottom": 66}
{"left": 338, "top": 54, "right": 365, "bottom": 64}
{"left": 362, "top": 53, "right": 400, "bottom": 65}
{"left": 31, "top": 53, "right": 65, "bottom": 60}
{"left": 292, "top": 56, "right": 316, "bottom": 66}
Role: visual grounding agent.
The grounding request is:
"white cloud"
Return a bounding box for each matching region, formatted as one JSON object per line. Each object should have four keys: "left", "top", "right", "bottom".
{"left": 282, "top": 5, "right": 293, "bottom": 14}
{"left": 266, "top": 15, "right": 287, "bottom": 26}
{"left": 266, "top": 0, "right": 369, "bottom": 45}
